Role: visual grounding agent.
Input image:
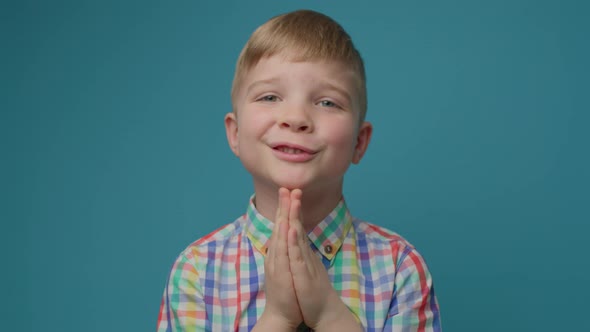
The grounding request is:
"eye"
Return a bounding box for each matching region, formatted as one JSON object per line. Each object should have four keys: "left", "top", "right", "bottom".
{"left": 257, "top": 95, "right": 279, "bottom": 102}
{"left": 319, "top": 100, "right": 340, "bottom": 108}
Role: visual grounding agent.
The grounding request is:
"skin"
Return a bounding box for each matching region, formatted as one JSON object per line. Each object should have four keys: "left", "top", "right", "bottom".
{"left": 226, "top": 53, "right": 372, "bottom": 331}
{"left": 253, "top": 188, "right": 362, "bottom": 331}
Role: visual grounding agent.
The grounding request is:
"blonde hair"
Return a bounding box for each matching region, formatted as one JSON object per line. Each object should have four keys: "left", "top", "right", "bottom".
{"left": 231, "top": 10, "right": 367, "bottom": 121}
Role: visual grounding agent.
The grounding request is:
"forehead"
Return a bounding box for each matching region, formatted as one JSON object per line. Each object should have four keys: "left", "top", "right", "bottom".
{"left": 239, "top": 53, "right": 362, "bottom": 102}
{"left": 253, "top": 55, "right": 353, "bottom": 81}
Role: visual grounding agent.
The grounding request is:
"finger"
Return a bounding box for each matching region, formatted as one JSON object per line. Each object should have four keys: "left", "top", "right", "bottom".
{"left": 287, "top": 193, "right": 306, "bottom": 253}
{"left": 289, "top": 189, "right": 302, "bottom": 219}
{"left": 276, "top": 220, "right": 292, "bottom": 274}
{"left": 287, "top": 198, "right": 312, "bottom": 272}
{"left": 268, "top": 188, "right": 288, "bottom": 263}
{"left": 288, "top": 189, "right": 302, "bottom": 224}
{"left": 270, "top": 188, "right": 290, "bottom": 246}
{"left": 275, "top": 188, "right": 291, "bottom": 260}
{"left": 288, "top": 189, "right": 304, "bottom": 251}
{"left": 290, "top": 188, "right": 302, "bottom": 201}
{"left": 288, "top": 224, "right": 310, "bottom": 277}
{"left": 292, "top": 212, "right": 318, "bottom": 276}
{"left": 266, "top": 224, "right": 276, "bottom": 273}
{"left": 288, "top": 193, "right": 317, "bottom": 274}
{"left": 277, "top": 187, "right": 291, "bottom": 222}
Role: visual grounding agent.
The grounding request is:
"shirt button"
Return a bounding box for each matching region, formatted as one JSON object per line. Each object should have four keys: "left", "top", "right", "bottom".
{"left": 324, "top": 245, "right": 333, "bottom": 254}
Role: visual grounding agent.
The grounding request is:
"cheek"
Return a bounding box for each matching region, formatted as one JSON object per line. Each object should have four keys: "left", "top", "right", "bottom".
{"left": 324, "top": 122, "right": 358, "bottom": 154}
{"left": 238, "top": 113, "right": 267, "bottom": 138}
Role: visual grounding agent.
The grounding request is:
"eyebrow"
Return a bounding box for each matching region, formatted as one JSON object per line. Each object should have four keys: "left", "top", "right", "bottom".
{"left": 245, "top": 77, "right": 353, "bottom": 105}
{"left": 315, "top": 81, "right": 353, "bottom": 105}
{"left": 246, "top": 78, "right": 281, "bottom": 96}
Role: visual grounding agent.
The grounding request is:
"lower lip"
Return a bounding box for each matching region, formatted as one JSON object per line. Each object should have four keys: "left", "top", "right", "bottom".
{"left": 271, "top": 148, "right": 316, "bottom": 162}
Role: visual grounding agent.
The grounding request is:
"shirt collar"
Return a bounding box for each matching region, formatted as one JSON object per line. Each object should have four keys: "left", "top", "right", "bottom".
{"left": 245, "top": 195, "right": 353, "bottom": 261}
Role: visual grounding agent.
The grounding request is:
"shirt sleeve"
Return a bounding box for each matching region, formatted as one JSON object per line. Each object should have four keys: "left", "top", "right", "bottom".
{"left": 157, "top": 251, "right": 207, "bottom": 332}
{"left": 383, "top": 244, "right": 441, "bottom": 331}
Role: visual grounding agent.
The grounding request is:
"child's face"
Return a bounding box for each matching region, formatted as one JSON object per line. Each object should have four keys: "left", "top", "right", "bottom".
{"left": 225, "top": 53, "right": 372, "bottom": 193}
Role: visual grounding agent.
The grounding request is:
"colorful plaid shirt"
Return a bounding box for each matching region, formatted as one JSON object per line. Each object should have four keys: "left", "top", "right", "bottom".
{"left": 157, "top": 197, "right": 441, "bottom": 331}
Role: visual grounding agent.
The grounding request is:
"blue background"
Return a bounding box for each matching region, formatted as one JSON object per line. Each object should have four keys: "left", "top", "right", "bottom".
{"left": 6, "top": 0, "right": 589, "bottom": 331}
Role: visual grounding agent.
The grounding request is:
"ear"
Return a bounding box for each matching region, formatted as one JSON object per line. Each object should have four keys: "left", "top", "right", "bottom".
{"left": 224, "top": 112, "right": 240, "bottom": 157}
{"left": 352, "top": 121, "right": 372, "bottom": 164}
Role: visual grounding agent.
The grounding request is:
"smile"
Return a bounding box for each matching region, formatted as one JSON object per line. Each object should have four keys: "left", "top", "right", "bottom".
{"left": 276, "top": 146, "right": 307, "bottom": 154}
{"left": 270, "top": 143, "right": 317, "bottom": 162}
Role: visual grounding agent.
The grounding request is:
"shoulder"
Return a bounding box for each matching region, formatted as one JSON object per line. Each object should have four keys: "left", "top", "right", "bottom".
{"left": 162, "top": 215, "right": 249, "bottom": 294}
{"left": 351, "top": 218, "right": 426, "bottom": 269}
{"left": 175, "top": 215, "right": 247, "bottom": 264}
{"left": 352, "top": 218, "right": 412, "bottom": 247}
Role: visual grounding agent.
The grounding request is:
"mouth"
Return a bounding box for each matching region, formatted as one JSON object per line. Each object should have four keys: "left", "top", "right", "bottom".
{"left": 274, "top": 146, "right": 310, "bottom": 154}
{"left": 270, "top": 143, "right": 317, "bottom": 162}
{"left": 270, "top": 143, "right": 316, "bottom": 154}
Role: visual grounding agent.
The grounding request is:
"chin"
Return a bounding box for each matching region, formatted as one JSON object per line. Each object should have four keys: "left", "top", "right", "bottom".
{"left": 272, "top": 175, "right": 312, "bottom": 191}
{"left": 275, "top": 180, "right": 307, "bottom": 191}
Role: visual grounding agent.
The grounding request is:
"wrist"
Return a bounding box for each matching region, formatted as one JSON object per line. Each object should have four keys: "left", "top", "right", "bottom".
{"left": 313, "top": 301, "right": 362, "bottom": 332}
{"left": 253, "top": 311, "right": 298, "bottom": 332}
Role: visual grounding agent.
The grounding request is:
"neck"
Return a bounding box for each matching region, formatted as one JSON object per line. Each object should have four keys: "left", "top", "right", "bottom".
{"left": 253, "top": 182, "right": 344, "bottom": 233}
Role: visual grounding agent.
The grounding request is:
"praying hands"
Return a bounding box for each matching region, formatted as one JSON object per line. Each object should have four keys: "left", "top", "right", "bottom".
{"left": 252, "top": 188, "right": 363, "bottom": 332}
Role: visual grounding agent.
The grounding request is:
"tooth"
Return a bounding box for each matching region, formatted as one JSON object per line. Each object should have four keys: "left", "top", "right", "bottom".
{"left": 277, "top": 147, "right": 305, "bottom": 154}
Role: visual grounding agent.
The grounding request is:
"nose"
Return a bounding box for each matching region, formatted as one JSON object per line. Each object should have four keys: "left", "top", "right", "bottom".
{"left": 278, "top": 105, "right": 313, "bottom": 133}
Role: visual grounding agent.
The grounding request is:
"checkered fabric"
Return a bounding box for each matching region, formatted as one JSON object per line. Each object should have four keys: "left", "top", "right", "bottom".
{"left": 157, "top": 197, "right": 441, "bottom": 331}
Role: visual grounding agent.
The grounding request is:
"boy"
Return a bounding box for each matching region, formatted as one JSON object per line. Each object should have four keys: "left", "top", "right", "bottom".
{"left": 158, "top": 9, "right": 440, "bottom": 332}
